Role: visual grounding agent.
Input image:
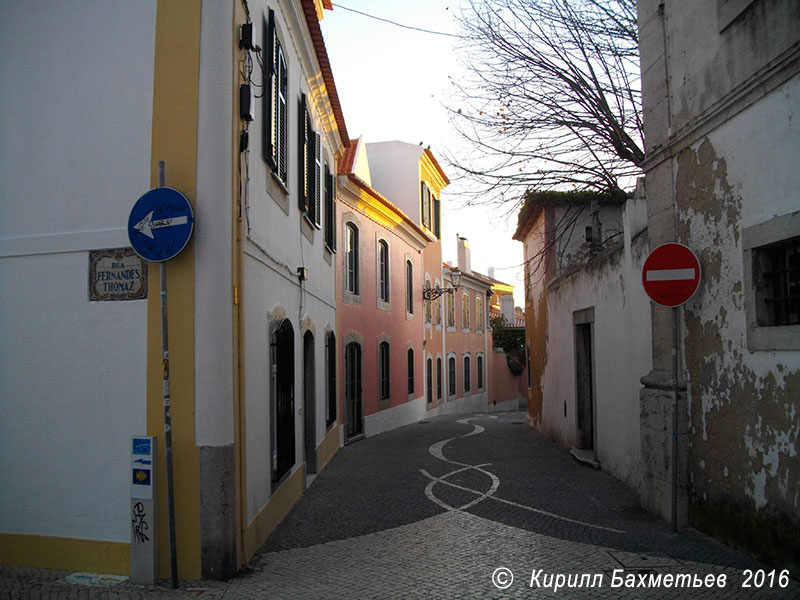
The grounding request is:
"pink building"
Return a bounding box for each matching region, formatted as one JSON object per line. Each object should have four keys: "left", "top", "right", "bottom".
{"left": 336, "top": 139, "right": 430, "bottom": 440}
{"left": 336, "top": 139, "right": 525, "bottom": 440}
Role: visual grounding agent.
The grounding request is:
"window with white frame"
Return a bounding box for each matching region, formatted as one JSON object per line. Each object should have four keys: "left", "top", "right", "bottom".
{"left": 345, "top": 223, "right": 359, "bottom": 295}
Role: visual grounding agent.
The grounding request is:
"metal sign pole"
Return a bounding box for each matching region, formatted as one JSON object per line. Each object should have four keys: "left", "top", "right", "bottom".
{"left": 671, "top": 306, "right": 679, "bottom": 533}
{"left": 158, "top": 161, "right": 179, "bottom": 588}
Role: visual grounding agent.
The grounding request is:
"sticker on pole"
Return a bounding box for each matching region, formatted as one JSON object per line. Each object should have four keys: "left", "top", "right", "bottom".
{"left": 642, "top": 242, "right": 701, "bottom": 307}
{"left": 128, "top": 187, "right": 194, "bottom": 262}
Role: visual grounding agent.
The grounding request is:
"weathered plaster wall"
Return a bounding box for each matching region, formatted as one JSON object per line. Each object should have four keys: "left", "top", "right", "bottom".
{"left": 542, "top": 200, "right": 651, "bottom": 489}
{"left": 674, "top": 79, "right": 800, "bottom": 573}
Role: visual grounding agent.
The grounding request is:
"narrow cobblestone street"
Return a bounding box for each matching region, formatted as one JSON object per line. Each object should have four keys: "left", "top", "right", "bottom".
{"left": 2, "top": 412, "right": 798, "bottom": 599}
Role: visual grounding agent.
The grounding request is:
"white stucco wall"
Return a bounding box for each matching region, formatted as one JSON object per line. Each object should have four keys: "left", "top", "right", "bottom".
{"left": 241, "top": 0, "right": 340, "bottom": 522}
{"left": 0, "top": 2, "right": 156, "bottom": 541}
{"left": 194, "top": 0, "right": 235, "bottom": 447}
{"left": 542, "top": 201, "right": 651, "bottom": 489}
{"left": 365, "top": 141, "right": 425, "bottom": 220}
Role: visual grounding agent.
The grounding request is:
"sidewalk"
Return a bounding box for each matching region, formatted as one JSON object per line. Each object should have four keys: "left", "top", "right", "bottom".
{"left": 2, "top": 412, "right": 797, "bottom": 598}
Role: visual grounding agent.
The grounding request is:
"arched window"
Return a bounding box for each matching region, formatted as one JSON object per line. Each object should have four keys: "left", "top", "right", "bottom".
{"left": 462, "top": 292, "right": 470, "bottom": 329}
{"left": 477, "top": 354, "right": 484, "bottom": 390}
{"left": 345, "top": 223, "right": 359, "bottom": 294}
{"left": 406, "top": 260, "right": 414, "bottom": 314}
{"left": 476, "top": 296, "right": 483, "bottom": 331}
{"left": 407, "top": 348, "right": 415, "bottom": 395}
{"left": 379, "top": 341, "right": 390, "bottom": 401}
{"left": 424, "top": 278, "right": 432, "bottom": 323}
{"left": 464, "top": 355, "right": 471, "bottom": 393}
{"left": 447, "top": 289, "right": 455, "bottom": 328}
{"left": 434, "top": 286, "right": 442, "bottom": 326}
{"left": 378, "top": 240, "right": 389, "bottom": 302}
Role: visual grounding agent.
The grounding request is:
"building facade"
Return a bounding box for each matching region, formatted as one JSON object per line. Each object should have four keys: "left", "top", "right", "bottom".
{"left": 1, "top": 0, "right": 348, "bottom": 579}
{"left": 514, "top": 185, "right": 651, "bottom": 488}
{"left": 637, "top": 0, "right": 800, "bottom": 574}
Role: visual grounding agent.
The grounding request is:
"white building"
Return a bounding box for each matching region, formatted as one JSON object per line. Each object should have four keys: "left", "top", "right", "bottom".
{"left": 637, "top": 0, "right": 800, "bottom": 575}
{"left": 0, "top": 0, "right": 348, "bottom": 579}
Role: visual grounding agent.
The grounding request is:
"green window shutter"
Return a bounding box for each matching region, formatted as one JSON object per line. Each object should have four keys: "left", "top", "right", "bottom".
{"left": 433, "top": 198, "right": 441, "bottom": 238}
{"left": 276, "top": 47, "right": 287, "bottom": 182}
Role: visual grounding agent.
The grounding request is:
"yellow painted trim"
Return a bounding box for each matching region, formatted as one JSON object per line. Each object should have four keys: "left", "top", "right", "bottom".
{"left": 148, "top": 0, "right": 202, "bottom": 580}
{"left": 242, "top": 466, "right": 306, "bottom": 560}
{"left": 232, "top": 2, "right": 248, "bottom": 573}
{"left": 316, "top": 424, "right": 340, "bottom": 473}
{"left": 0, "top": 534, "right": 129, "bottom": 575}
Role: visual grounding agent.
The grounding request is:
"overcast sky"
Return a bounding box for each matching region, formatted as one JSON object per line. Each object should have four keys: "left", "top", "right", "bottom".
{"left": 320, "top": 1, "right": 526, "bottom": 307}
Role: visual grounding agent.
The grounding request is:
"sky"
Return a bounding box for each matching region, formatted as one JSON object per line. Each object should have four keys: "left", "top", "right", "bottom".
{"left": 319, "top": 1, "right": 526, "bottom": 307}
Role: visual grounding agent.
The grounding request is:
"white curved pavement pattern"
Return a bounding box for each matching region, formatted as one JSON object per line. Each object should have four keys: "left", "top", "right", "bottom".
{"left": 1, "top": 412, "right": 798, "bottom": 599}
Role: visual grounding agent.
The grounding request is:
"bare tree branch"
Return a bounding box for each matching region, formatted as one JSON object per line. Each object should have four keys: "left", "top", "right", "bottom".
{"left": 445, "top": 0, "right": 643, "bottom": 204}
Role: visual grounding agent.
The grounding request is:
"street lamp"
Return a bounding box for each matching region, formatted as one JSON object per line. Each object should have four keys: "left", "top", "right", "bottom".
{"left": 423, "top": 268, "right": 462, "bottom": 301}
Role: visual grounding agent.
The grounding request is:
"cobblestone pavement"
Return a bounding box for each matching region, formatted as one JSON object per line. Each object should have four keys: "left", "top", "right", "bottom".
{"left": 2, "top": 412, "right": 798, "bottom": 599}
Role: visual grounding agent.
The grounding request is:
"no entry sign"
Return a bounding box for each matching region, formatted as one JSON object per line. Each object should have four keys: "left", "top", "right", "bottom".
{"left": 642, "top": 243, "right": 701, "bottom": 307}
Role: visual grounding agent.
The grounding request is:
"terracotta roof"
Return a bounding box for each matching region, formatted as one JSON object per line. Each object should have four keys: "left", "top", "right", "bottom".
{"left": 301, "top": 0, "right": 350, "bottom": 149}
{"left": 489, "top": 307, "right": 525, "bottom": 328}
{"left": 338, "top": 139, "right": 359, "bottom": 173}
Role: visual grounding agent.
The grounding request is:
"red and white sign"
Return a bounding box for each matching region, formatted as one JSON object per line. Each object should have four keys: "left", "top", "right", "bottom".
{"left": 642, "top": 243, "right": 701, "bottom": 307}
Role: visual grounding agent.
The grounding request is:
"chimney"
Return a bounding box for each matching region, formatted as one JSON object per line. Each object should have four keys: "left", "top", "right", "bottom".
{"left": 488, "top": 266, "right": 495, "bottom": 279}
{"left": 500, "top": 295, "right": 515, "bottom": 324}
{"left": 457, "top": 236, "right": 472, "bottom": 275}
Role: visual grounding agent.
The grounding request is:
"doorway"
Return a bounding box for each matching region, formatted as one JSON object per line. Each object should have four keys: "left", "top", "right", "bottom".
{"left": 273, "top": 319, "right": 295, "bottom": 482}
{"left": 344, "top": 341, "right": 363, "bottom": 439}
{"left": 575, "top": 320, "right": 594, "bottom": 450}
{"left": 303, "top": 331, "right": 316, "bottom": 474}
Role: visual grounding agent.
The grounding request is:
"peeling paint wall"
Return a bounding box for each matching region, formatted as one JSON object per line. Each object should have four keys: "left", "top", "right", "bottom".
{"left": 637, "top": 0, "right": 800, "bottom": 575}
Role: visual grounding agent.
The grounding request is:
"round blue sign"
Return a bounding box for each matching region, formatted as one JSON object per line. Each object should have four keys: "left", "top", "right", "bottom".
{"left": 128, "top": 187, "right": 194, "bottom": 262}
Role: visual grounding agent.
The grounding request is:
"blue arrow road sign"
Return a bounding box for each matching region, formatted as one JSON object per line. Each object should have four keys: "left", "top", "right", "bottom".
{"left": 128, "top": 187, "right": 194, "bottom": 262}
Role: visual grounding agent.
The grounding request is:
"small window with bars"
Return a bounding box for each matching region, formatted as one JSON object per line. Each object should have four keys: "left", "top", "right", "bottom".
{"left": 754, "top": 235, "right": 800, "bottom": 327}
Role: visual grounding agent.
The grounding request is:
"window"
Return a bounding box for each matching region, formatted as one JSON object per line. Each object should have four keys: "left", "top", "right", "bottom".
{"left": 379, "top": 341, "right": 390, "bottom": 402}
{"left": 464, "top": 356, "right": 471, "bottom": 393}
{"left": 345, "top": 223, "right": 359, "bottom": 295}
{"left": 406, "top": 260, "right": 414, "bottom": 315}
{"left": 326, "top": 332, "right": 336, "bottom": 426}
{"left": 434, "top": 286, "right": 442, "bottom": 326}
{"left": 433, "top": 197, "right": 441, "bottom": 239}
{"left": 436, "top": 357, "right": 442, "bottom": 400}
{"left": 378, "top": 240, "right": 390, "bottom": 302}
{"left": 754, "top": 236, "right": 800, "bottom": 327}
{"left": 263, "top": 10, "right": 287, "bottom": 183}
{"left": 426, "top": 358, "right": 433, "bottom": 404}
{"left": 447, "top": 289, "right": 455, "bottom": 328}
{"left": 477, "top": 355, "right": 483, "bottom": 390}
{"left": 420, "top": 182, "right": 431, "bottom": 229}
{"left": 407, "top": 348, "right": 414, "bottom": 395}
{"left": 462, "top": 292, "right": 470, "bottom": 329}
{"left": 476, "top": 296, "right": 483, "bottom": 331}
{"left": 324, "top": 166, "right": 336, "bottom": 251}
{"left": 743, "top": 212, "right": 800, "bottom": 351}
{"left": 424, "top": 278, "right": 432, "bottom": 323}
{"left": 298, "top": 95, "right": 321, "bottom": 226}
{"left": 448, "top": 356, "right": 456, "bottom": 397}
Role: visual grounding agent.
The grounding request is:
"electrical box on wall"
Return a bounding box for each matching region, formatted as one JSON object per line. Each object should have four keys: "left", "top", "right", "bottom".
{"left": 239, "top": 23, "right": 254, "bottom": 50}
{"left": 240, "top": 84, "right": 253, "bottom": 122}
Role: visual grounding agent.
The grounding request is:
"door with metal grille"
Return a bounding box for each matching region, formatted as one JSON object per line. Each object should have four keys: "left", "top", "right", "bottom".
{"left": 344, "top": 342, "right": 362, "bottom": 438}
{"left": 273, "top": 319, "right": 295, "bottom": 481}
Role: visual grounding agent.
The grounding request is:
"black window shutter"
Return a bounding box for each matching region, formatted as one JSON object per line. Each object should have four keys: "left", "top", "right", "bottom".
{"left": 263, "top": 10, "right": 276, "bottom": 166}
{"left": 298, "top": 94, "right": 309, "bottom": 213}
{"left": 277, "top": 52, "right": 287, "bottom": 181}
{"left": 434, "top": 198, "right": 441, "bottom": 238}
{"left": 314, "top": 133, "right": 322, "bottom": 228}
{"left": 306, "top": 111, "right": 315, "bottom": 219}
